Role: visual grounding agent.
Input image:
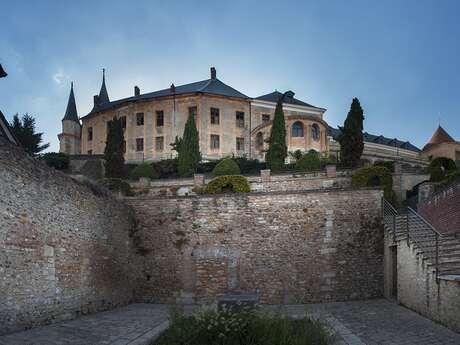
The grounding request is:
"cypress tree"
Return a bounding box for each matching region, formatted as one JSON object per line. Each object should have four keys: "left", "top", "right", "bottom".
{"left": 338, "top": 98, "right": 365, "bottom": 168}
{"left": 178, "top": 113, "right": 200, "bottom": 176}
{"left": 104, "top": 117, "right": 125, "bottom": 178}
{"left": 265, "top": 94, "right": 287, "bottom": 171}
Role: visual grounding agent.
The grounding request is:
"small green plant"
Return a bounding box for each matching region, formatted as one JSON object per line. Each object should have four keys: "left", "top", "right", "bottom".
{"left": 295, "top": 149, "right": 321, "bottom": 171}
{"left": 129, "top": 163, "right": 159, "bottom": 180}
{"left": 374, "top": 160, "right": 395, "bottom": 173}
{"left": 154, "top": 306, "right": 333, "bottom": 345}
{"left": 212, "top": 158, "right": 241, "bottom": 177}
{"left": 99, "top": 178, "right": 134, "bottom": 196}
{"left": 204, "top": 175, "right": 250, "bottom": 194}
{"left": 289, "top": 149, "right": 303, "bottom": 162}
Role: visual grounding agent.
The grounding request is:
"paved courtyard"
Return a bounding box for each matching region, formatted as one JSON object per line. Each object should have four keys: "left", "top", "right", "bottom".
{"left": 1, "top": 300, "right": 459, "bottom": 345}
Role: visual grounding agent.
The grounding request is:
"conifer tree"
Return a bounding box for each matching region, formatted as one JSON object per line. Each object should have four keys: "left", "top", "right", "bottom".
{"left": 104, "top": 117, "right": 125, "bottom": 178}
{"left": 338, "top": 98, "right": 364, "bottom": 167}
{"left": 265, "top": 94, "right": 287, "bottom": 171}
{"left": 177, "top": 113, "right": 200, "bottom": 176}
{"left": 10, "top": 113, "right": 49, "bottom": 155}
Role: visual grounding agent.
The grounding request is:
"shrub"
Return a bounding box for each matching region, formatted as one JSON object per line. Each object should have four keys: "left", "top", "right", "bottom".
{"left": 41, "top": 152, "right": 69, "bottom": 170}
{"left": 352, "top": 165, "right": 395, "bottom": 204}
{"left": 129, "top": 163, "right": 159, "bottom": 180}
{"left": 212, "top": 158, "right": 241, "bottom": 177}
{"left": 197, "top": 160, "right": 220, "bottom": 174}
{"left": 429, "top": 157, "right": 457, "bottom": 182}
{"left": 289, "top": 149, "right": 303, "bottom": 162}
{"left": 234, "top": 156, "right": 266, "bottom": 175}
{"left": 99, "top": 178, "right": 133, "bottom": 196}
{"left": 154, "top": 306, "right": 333, "bottom": 345}
{"left": 204, "top": 175, "right": 250, "bottom": 194}
{"left": 374, "top": 160, "right": 395, "bottom": 173}
{"left": 152, "top": 159, "right": 178, "bottom": 178}
{"left": 295, "top": 150, "right": 321, "bottom": 171}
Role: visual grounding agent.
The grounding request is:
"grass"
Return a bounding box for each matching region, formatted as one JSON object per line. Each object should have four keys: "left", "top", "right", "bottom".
{"left": 153, "top": 305, "right": 334, "bottom": 345}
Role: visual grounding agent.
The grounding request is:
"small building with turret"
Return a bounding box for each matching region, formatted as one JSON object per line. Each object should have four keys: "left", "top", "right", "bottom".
{"left": 58, "top": 82, "right": 81, "bottom": 155}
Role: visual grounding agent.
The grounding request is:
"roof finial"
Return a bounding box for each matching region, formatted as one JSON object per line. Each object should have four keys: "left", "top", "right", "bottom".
{"left": 71, "top": 81, "right": 74, "bottom": 89}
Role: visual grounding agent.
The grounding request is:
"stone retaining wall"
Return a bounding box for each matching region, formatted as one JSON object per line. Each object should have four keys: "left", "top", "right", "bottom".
{"left": 126, "top": 188, "right": 384, "bottom": 305}
{"left": 0, "top": 138, "right": 138, "bottom": 335}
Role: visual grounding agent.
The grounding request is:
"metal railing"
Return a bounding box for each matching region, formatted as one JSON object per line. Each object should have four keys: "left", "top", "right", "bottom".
{"left": 382, "top": 198, "right": 440, "bottom": 283}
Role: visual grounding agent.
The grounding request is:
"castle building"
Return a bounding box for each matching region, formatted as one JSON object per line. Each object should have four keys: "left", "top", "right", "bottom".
{"left": 59, "top": 67, "right": 426, "bottom": 166}
{"left": 420, "top": 125, "right": 460, "bottom": 164}
{"left": 57, "top": 82, "right": 81, "bottom": 155}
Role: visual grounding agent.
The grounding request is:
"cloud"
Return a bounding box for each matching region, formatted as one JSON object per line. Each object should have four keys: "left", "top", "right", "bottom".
{"left": 52, "top": 70, "right": 69, "bottom": 85}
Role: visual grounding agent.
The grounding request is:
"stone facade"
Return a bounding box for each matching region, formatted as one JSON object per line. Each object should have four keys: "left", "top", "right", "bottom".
{"left": 392, "top": 238, "right": 460, "bottom": 333}
{"left": 126, "top": 188, "right": 384, "bottom": 305}
{"left": 0, "top": 138, "right": 138, "bottom": 335}
{"left": 81, "top": 94, "right": 250, "bottom": 163}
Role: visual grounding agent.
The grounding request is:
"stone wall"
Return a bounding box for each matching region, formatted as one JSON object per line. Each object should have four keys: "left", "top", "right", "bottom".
{"left": 0, "top": 138, "right": 138, "bottom": 335}
{"left": 418, "top": 181, "right": 460, "bottom": 234}
{"left": 394, "top": 239, "right": 460, "bottom": 333}
{"left": 126, "top": 188, "right": 384, "bottom": 305}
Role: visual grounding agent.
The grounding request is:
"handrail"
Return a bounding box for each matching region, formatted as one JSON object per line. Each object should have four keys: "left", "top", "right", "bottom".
{"left": 407, "top": 207, "right": 442, "bottom": 237}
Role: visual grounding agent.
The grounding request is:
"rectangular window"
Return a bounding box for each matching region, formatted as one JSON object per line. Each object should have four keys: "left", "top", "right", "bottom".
{"left": 136, "top": 112, "right": 144, "bottom": 126}
{"left": 236, "top": 111, "right": 245, "bottom": 128}
{"left": 156, "top": 110, "right": 164, "bottom": 127}
{"left": 210, "top": 134, "right": 220, "bottom": 149}
{"left": 136, "top": 138, "right": 144, "bottom": 152}
{"left": 87, "top": 150, "right": 92, "bottom": 155}
{"left": 87, "top": 127, "right": 93, "bottom": 141}
{"left": 155, "top": 136, "right": 164, "bottom": 151}
{"left": 188, "top": 106, "right": 197, "bottom": 120}
{"left": 262, "top": 114, "right": 270, "bottom": 124}
{"left": 236, "top": 137, "right": 245, "bottom": 151}
{"left": 120, "top": 116, "right": 126, "bottom": 129}
{"left": 210, "top": 107, "right": 220, "bottom": 125}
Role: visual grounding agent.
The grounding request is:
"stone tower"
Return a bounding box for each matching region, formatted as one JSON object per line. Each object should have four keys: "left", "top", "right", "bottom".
{"left": 58, "top": 82, "right": 81, "bottom": 155}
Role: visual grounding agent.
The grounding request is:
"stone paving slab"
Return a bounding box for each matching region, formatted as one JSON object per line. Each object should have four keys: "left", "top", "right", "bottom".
{"left": 0, "top": 304, "right": 170, "bottom": 345}
{"left": 280, "top": 299, "right": 460, "bottom": 345}
{"left": 1, "top": 300, "right": 459, "bottom": 345}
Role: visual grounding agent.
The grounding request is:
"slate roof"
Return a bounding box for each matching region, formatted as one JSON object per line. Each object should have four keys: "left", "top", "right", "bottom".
{"left": 328, "top": 126, "right": 421, "bottom": 152}
{"left": 255, "top": 91, "right": 322, "bottom": 109}
{"left": 98, "top": 69, "right": 110, "bottom": 104}
{"left": 62, "top": 82, "right": 79, "bottom": 122}
{"left": 84, "top": 77, "right": 249, "bottom": 119}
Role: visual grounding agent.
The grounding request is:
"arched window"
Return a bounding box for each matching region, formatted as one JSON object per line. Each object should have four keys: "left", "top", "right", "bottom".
{"left": 291, "top": 121, "right": 304, "bottom": 137}
{"left": 311, "top": 123, "right": 320, "bottom": 141}
{"left": 256, "top": 132, "right": 264, "bottom": 150}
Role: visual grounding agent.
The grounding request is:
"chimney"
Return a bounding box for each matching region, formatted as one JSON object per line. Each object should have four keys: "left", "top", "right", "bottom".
{"left": 93, "top": 95, "right": 100, "bottom": 107}
{"left": 134, "top": 86, "right": 140, "bottom": 96}
{"left": 210, "top": 67, "right": 216, "bottom": 79}
{"left": 170, "top": 83, "right": 176, "bottom": 93}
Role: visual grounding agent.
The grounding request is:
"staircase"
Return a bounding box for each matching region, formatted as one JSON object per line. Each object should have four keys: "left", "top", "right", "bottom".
{"left": 383, "top": 199, "right": 460, "bottom": 279}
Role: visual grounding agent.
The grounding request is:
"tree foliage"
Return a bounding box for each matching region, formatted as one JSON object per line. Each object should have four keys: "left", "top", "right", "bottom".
{"left": 295, "top": 150, "right": 322, "bottom": 171}
{"left": 338, "top": 98, "right": 364, "bottom": 167}
{"left": 429, "top": 157, "right": 457, "bottom": 182}
{"left": 41, "top": 152, "right": 69, "bottom": 170}
{"left": 104, "top": 117, "right": 125, "bottom": 178}
{"left": 177, "top": 114, "right": 200, "bottom": 177}
{"left": 212, "top": 157, "right": 241, "bottom": 177}
{"left": 265, "top": 94, "right": 287, "bottom": 171}
{"left": 10, "top": 113, "right": 49, "bottom": 155}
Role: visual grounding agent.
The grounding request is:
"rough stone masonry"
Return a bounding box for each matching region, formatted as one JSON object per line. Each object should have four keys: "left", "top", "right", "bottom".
{"left": 0, "top": 138, "right": 138, "bottom": 335}
{"left": 127, "top": 188, "right": 384, "bottom": 305}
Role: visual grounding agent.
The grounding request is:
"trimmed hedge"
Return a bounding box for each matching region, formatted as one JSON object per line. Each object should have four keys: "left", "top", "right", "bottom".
{"left": 212, "top": 158, "right": 241, "bottom": 177}
{"left": 99, "top": 178, "right": 134, "bottom": 196}
{"left": 152, "top": 159, "right": 179, "bottom": 178}
{"left": 352, "top": 165, "right": 396, "bottom": 204}
{"left": 204, "top": 175, "right": 251, "bottom": 194}
{"left": 129, "top": 163, "right": 159, "bottom": 180}
{"left": 295, "top": 150, "right": 321, "bottom": 171}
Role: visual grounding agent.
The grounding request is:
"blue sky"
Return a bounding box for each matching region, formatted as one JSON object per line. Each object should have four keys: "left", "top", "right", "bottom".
{"left": 1, "top": 0, "right": 459, "bottom": 151}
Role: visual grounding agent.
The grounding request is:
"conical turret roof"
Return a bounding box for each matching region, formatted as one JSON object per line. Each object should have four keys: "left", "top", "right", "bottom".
{"left": 98, "top": 68, "right": 110, "bottom": 104}
{"left": 423, "top": 126, "right": 456, "bottom": 151}
{"left": 62, "top": 82, "right": 79, "bottom": 122}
